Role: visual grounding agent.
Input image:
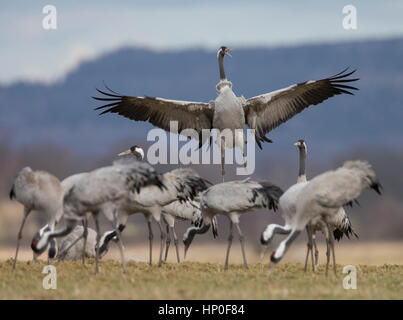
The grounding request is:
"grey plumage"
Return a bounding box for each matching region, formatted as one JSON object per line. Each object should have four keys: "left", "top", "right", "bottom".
{"left": 56, "top": 225, "right": 120, "bottom": 261}
{"left": 32, "top": 149, "right": 209, "bottom": 273}
{"left": 183, "top": 178, "right": 283, "bottom": 269}
{"left": 269, "top": 160, "right": 381, "bottom": 275}
{"left": 243, "top": 68, "right": 359, "bottom": 148}
{"left": 9, "top": 167, "right": 63, "bottom": 269}
{"left": 161, "top": 200, "right": 203, "bottom": 263}
{"left": 117, "top": 146, "right": 210, "bottom": 265}
{"left": 32, "top": 157, "right": 164, "bottom": 274}
{"left": 261, "top": 140, "right": 358, "bottom": 272}
{"left": 93, "top": 47, "right": 358, "bottom": 181}
{"left": 163, "top": 200, "right": 203, "bottom": 226}
{"left": 118, "top": 166, "right": 210, "bottom": 267}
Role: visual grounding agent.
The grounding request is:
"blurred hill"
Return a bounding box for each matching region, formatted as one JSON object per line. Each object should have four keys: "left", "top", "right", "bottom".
{"left": 1, "top": 38, "right": 402, "bottom": 153}
{"left": 0, "top": 38, "right": 402, "bottom": 244}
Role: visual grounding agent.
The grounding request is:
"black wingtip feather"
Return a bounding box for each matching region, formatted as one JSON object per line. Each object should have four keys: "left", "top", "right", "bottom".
{"left": 255, "top": 137, "right": 263, "bottom": 149}
{"left": 95, "top": 87, "right": 122, "bottom": 98}
{"left": 102, "top": 82, "right": 123, "bottom": 96}
{"left": 9, "top": 186, "right": 15, "bottom": 200}
{"left": 372, "top": 182, "right": 383, "bottom": 195}
{"left": 333, "top": 229, "right": 344, "bottom": 241}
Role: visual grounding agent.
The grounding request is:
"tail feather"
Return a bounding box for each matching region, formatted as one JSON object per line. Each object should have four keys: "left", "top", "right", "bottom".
{"left": 252, "top": 182, "right": 284, "bottom": 212}
{"left": 333, "top": 217, "right": 359, "bottom": 242}
{"left": 173, "top": 169, "right": 210, "bottom": 202}
{"left": 9, "top": 185, "right": 15, "bottom": 200}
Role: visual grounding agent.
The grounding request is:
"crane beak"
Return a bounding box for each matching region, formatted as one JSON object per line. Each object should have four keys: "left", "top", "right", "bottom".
{"left": 260, "top": 244, "right": 268, "bottom": 260}
{"left": 118, "top": 149, "right": 132, "bottom": 156}
{"left": 293, "top": 142, "right": 299, "bottom": 147}
{"left": 225, "top": 49, "right": 232, "bottom": 58}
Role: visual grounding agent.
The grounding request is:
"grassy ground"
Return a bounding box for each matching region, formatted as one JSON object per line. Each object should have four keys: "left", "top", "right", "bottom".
{"left": 1, "top": 259, "right": 402, "bottom": 299}
{"left": 1, "top": 242, "right": 403, "bottom": 299}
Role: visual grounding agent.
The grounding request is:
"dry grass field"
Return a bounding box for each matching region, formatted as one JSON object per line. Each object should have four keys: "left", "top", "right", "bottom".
{"left": 1, "top": 195, "right": 402, "bottom": 299}
{"left": 0, "top": 242, "right": 402, "bottom": 299}
{"left": 1, "top": 260, "right": 402, "bottom": 299}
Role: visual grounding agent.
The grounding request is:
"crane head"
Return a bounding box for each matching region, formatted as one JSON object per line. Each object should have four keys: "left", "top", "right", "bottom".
{"left": 118, "top": 145, "right": 144, "bottom": 161}
{"left": 217, "top": 46, "right": 232, "bottom": 58}
{"left": 294, "top": 139, "right": 307, "bottom": 152}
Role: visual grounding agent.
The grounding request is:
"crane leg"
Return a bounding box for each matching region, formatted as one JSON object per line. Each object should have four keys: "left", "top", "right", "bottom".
{"left": 172, "top": 227, "right": 180, "bottom": 263}
{"left": 221, "top": 136, "right": 225, "bottom": 183}
{"left": 304, "top": 224, "right": 315, "bottom": 273}
{"left": 242, "top": 141, "right": 247, "bottom": 170}
{"left": 13, "top": 207, "right": 31, "bottom": 270}
{"left": 157, "top": 220, "right": 166, "bottom": 267}
{"left": 94, "top": 214, "right": 100, "bottom": 275}
{"left": 224, "top": 222, "right": 233, "bottom": 270}
{"left": 82, "top": 219, "right": 88, "bottom": 265}
{"left": 147, "top": 220, "right": 153, "bottom": 266}
{"left": 313, "top": 234, "right": 319, "bottom": 265}
{"left": 113, "top": 211, "right": 127, "bottom": 274}
{"left": 235, "top": 223, "right": 248, "bottom": 270}
{"left": 310, "top": 230, "right": 315, "bottom": 273}
{"left": 327, "top": 223, "right": 337, "bottom": 276}
{"left": 164, "top": 224, "right": 170, "bottom": 262}
{"left": 325, "top": 231, "right": 331, "bottom": 276}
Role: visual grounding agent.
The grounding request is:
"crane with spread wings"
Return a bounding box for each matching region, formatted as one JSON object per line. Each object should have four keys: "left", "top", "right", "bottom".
{"left": 93, "top": 47, "right": 359, "bottom": 182}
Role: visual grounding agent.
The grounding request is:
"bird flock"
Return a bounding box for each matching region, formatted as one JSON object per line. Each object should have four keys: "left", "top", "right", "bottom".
{"left": 8, "top": 46, "right": 382, "bottom": 277}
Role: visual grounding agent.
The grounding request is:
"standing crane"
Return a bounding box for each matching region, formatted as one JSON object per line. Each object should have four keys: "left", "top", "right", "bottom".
{"left": 268, "top": 160, "right": 381, "bottom": 276}
{"left": 183, "top": 179, "right": 283, "bottom": 270}
{"left": 31, "top": 149, "right": 208, "bottom": 273}
{"left": 9, "top": 167, "right": 63, "bottom": 269}
{"left": 261, "top": 140, "right": 358, "bottom": 273}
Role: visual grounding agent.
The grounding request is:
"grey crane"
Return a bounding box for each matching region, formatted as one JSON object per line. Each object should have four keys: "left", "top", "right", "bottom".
{"left": 115, "top": 150, "right": 209, "bottom": 267}
{"left": 26, "top": 172, "right": 92, "bottom": 264}
{"left": 268, "top": 160, "right": 382, "bottom": 276}
{"left": 57, "top": 172, "right": 91, "bottom": 263}
{"left": 31, "top": 149, "right": 208, "bottom": 273}
{"left": 260, "top": 140, "right": 357, "bottom": 274}
{"left": 183, "top": 179, "right": 283, "bottom": 270}
{"left": 161, "top": 199, "right": 203, "bottom": 263}
{"left": 9, "top": 167, "right": 63, "bottom": 269}
{"left": 31, "top": 153, "right": 165, "bottom": 274}
{"left": 54, "top": 148, "right": 144, "bottom": 264}
{"left": 56, "top": 225, "right": 123, "bottom": 261}
{"left": 93, "top": 46, "right": 359, "bottom": 182}
{"left": 117, "top": 145, "right": 209, "bottom": 266}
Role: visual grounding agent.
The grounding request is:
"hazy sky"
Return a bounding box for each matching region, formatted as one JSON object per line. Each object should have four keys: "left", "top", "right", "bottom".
{"left": 1, "top": 0, "right": 402, "bottom": 84}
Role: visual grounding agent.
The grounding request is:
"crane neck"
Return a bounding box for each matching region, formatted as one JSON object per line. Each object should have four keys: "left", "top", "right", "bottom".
{"left": 297, "top": 148, "right": 307, "bottom": 183}
{"left": 218, "top": 54, "right": 226, "bottom": 80}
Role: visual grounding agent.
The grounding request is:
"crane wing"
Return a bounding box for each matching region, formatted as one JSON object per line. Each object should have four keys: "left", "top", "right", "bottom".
{"left": 93, "top": 86, "right": 214, "bottom": 148}
{"left": 243, "top": 68, "right": 359, "bottom": 148}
